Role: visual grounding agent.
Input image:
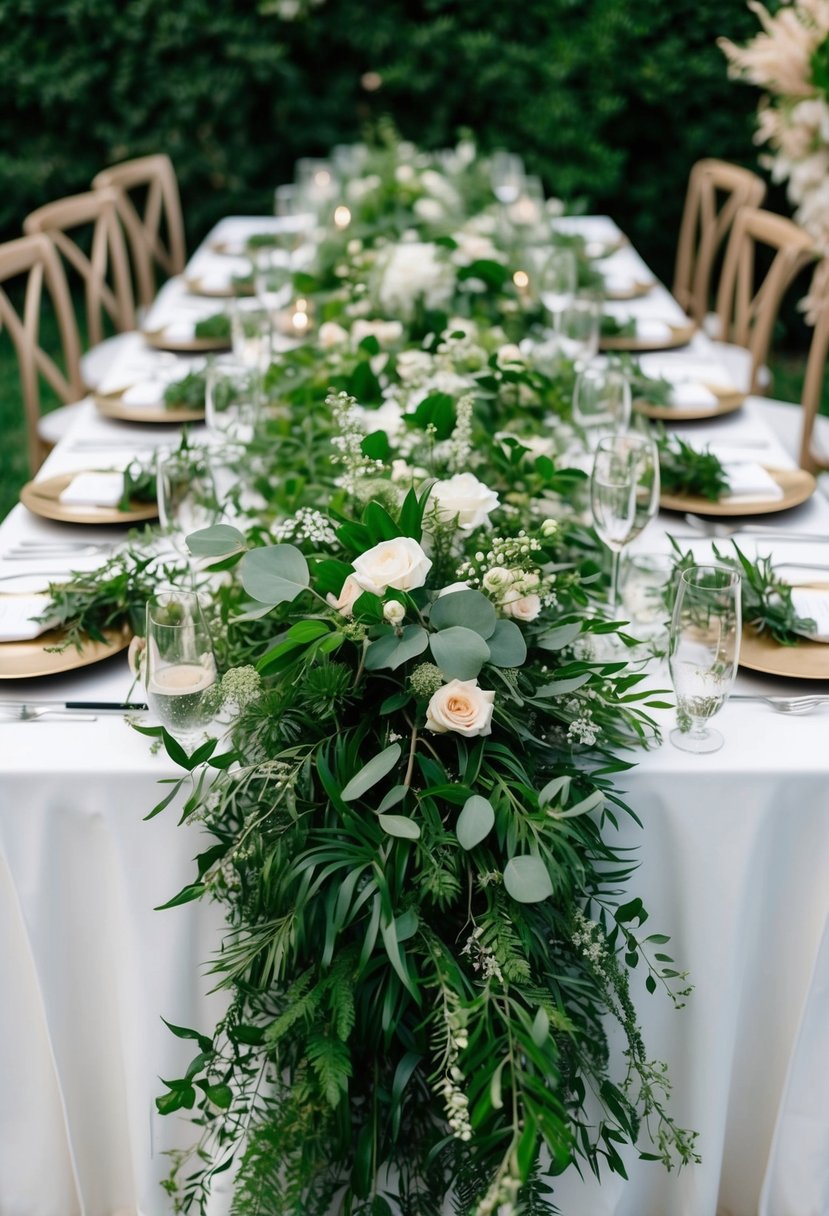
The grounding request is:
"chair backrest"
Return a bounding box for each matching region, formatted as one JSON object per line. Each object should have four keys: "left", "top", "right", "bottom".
{"left": 798, "top": 262, "right": 829, "bottom": 472}
{"left": 23, "top": 188, "right": 136, "bottom": 347}
{"left": 92, "top": 154, "right": 186, "bottom": 309}
{"left": 0, "top": 233, "right": 84, "bottom": 471}
{"left": 715, "top": 206, "right": 817, "bottom": 396}
{"left": 673, "top": 159, "right": 767, "bottom": 325}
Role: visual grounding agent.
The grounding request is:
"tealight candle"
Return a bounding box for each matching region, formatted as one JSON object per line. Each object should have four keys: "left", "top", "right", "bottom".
{"left": 334, "top": 204, "right": 352, "bottom": 230}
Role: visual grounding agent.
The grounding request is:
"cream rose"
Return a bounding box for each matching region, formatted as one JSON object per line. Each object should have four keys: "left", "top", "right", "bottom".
{"left": 501, "top": 592, "right": 542, "bottom": 623}
{"left": 430, "top": 472, "right": 500, "bottom": 532}
{"left": 425, "top": 679, "right": 495, "bottom": 738}
{"left": 351, "top": 318, "right": 404, "bottom": 348}
{"left": 352, "top": 537, "right": 432, "bottom": 595}
{"left": 327, "top": 574, "right": 364, "bottom": 617}
{"left": 318, "top": 321, "right": 348, "bottom": 348}
{"left": 383, "top": 599, "right": 406, "bottom": 625}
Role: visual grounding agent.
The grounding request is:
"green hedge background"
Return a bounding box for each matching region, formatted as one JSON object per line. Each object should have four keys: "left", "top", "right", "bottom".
{"left": 0, "top": 0, "right": 763, "bottom": 282}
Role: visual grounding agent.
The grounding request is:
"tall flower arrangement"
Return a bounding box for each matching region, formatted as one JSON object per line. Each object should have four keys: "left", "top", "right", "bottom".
{"left": 719, "top": 1, "right": 829, "bottom": 315}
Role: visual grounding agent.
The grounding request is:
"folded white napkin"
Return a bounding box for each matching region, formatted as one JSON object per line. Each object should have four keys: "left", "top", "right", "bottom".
{"left": 121, "top": 380, "right": 167, "bottom": 409}
{"left": 721, "top": 461, "right": 784, "bottom": 502}
{"left": 157, "top": 320, "right": 197, "bottom": 344}
{"left": 790, "top": 587, "right": 829, "bottom": 643}
{"left": 638, "top": 354, "right": 737, "bottom": 392}
{"left": 632, "top": 318, "right": 673, "bottom": 343}
{"left": 0, "top": 594, "right": 60, "bottom": 643}
{"left": 669, "top": 382, "right": 719, "bottom": 410}
{"left": 58, "top": 472, "right": 125, "bottom": 508}
{"left": 603, "top": 271, "right": 653, "bottom": 295}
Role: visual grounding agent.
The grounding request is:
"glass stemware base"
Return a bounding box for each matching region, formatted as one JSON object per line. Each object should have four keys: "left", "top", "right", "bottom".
{"left": 669, "top": 723, "right": 724, "bottom": 754}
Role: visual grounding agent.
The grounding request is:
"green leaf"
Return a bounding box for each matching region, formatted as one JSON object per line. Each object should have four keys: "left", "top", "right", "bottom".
{"left": 486, "top": 618, "right": 527, "bottom": 667}
{"left": 390, "top": 1052, "right": 421, "bottom": 1139}
{"left": 378, "top": 813, "right": 421, "bottom": 840}
{"left": 531, "top": 1006, "right": 550, "bottom": 1047}
{"left": 430, "top": 589, "right": 496, "bottom": 638}
{"left": 537, "top": 621, "right": 582, "bottom": 651}
{"left": 185, "top": 523, "right": 246, "bottom": 557}
{"left": 535, "top": 673, "right": 591, "bottom": 697}
{"left": 161, "top": 727, "right": 190, "bottom": 770}
{"left": 549, "top": 789, "right": 604, "bottom": 820}
{"left": 161, "top": 1018, "right": 213, "bottom": 1055}
{"left": 341, "top": 742, "right": 402, "bottom": 801}
{"left": 378, "top": 784, "right": 407, "bottom": 812}
{"left": 154, "top": 882, "right": 206, "bottom": 911}
{"left": 538, "top": 774, "right": 571, "bottom": 807}
{"left": 456, "top": 794, "right": 495, "bottom": 850}
{"left": 430, "top": 626, "right": 490, "bottom": 680}
{"left": 408, "top": 391, "right": 455, "bottom": 440}
{"left": 202, "top": 1082, "right": 232, "bottom": 1109}
{"left": 240, "top": 544, "right": 310, "bottom": 606}
{"left": 363, "top": 500, "right": 401, "bottom": 543}
{"left": 361, "top": 429, "right": 391, "bottom": 461}
{"left": 394, "top": 907, "right": 419, "bottom": 941}
{"left": 365, "top": 624, "right": 428, "bottom": 671}
{"left": 503, "top": 856, "right": 553, "bottom": 903}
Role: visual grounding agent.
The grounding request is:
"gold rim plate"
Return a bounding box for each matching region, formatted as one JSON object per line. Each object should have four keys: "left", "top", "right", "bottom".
{"left": 143, "top": 328, "right": 231, "bottom": 354}
{"left": 740, "top": 601, "right": 829, "bottom": 680}
{"left": 184, "top": 275, "right": 253, "bottom": 299}
{"left": 95, "top": 389, "right": 204, "bottom": 425}
{"left": 605, "top": 280, "right": 655, "bottom": 301}
{"left": 661, "top": 466, "right": 815, "bottom": 517}
{"left": 600, "top": 321, "right": 696, "bottom": 353}
{"left": 19, "top": 472, "right": 158, "bottom": 525}
{"left": 635, "top": 385, "right": 745, "bottom": 422}
{"left": 0, "top": 623, "right": 132, "bottom": 680}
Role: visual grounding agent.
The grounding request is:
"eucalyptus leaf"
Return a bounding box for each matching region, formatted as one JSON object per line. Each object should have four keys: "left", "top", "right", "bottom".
{"left": 341, "top": 742, "right": 402, "bottom": 801}
{"left": 486, "top": 618, "right": 527, "bottom": 668}
{"left": 550, "top": 789, "right": 604, "bottom": 820}
{"left": 186, "top": 523, "right": 246, "bottom": 557}
{"left": 456, "top": 794, "right": 495, "bottom": 850}
{"left": 531, "top": 1006, "right": 550, "bottom": 1047}
{"left": 378, "top": 813, "right": 421, "bottom": 840}
{"left": 535, "top": 673, "right": 591, "bottom": 698}
{"left": 430, "top": 589, "right": 496, "bottom": 639}
{"left": 537, "top": 621, "right": 582, "bottom": 651}
{"left": 240, "top": 544, "right": 310, "bottom": 606}
{"left": 430, "top": 626, "right": 490, "bottom": 680}
{"left": 365, "top": 624, "right": 428, "bottom": 671}
{"left": 503, "top": 855, "right": 553, "bottom": 903}
{"left": 378, "top": 784, "right": 408, "bottom": 813}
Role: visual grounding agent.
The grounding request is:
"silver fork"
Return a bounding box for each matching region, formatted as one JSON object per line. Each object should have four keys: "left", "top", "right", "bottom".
{"left": 0, "top": 705, "right": 98, "bottom": 722}
{"left": 682, "top": 514, "right": 829, "bottom": 542}
{"left": 730, "top": 694, "right": 829, "bottom": 713}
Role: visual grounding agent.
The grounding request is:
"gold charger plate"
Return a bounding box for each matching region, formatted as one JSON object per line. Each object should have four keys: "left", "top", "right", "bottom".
{"left": 605, "top": 280, "right": 655, "bottom": 302}
{"left": 143, "top": 327, "right": 231, "bottom": 354}
{"left": 19, "top": 472, "right": 158, "bottom": 526}
{"left": 184, "top": 275, "right": 253, "bottom": 299}
{"left": 740, "top": 599, "right": 829, "bottom": 680}
{"left": 600, "top": 321, "right": 696, "bottom": 353}
{"left": 660, "top": 466, "right": 816, "bottom": 517}
{"left": 635, "top": 385, "right": 745, "bottom": 422}
{"left": 94, "top": 389, "right": 204, "bottom": 425}
{"left": 0, "top": 622, "right": 132, "bottom": 680}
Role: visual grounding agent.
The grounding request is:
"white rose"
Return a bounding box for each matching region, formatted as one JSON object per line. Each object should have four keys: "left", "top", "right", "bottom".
{"left": 352, "top": 537, "right": 433, "bottom": 595}
{"left": 383, "top": 600, "right": 406, "bottom": 625}
{"left": 351, "top": 318, "right": 404, "bottom": 348}
{"left": 501, "top": 592, "right": 542, "bottom": 623}
{"left": 496, "top": 343, "right": 523, "bottom": 368}
{"left": 318, "top": 321, "right": 348, "bottom": 348}
{"left": 327, "top": 574, "right": 364, "bottom": 617}
{"left": 396, "top": 349, "right": 434, "bottom": 383}
{"left": 413, "top": 197, "right": 445, "bottom": 223}
{"left": 482, "top": 566, "right": 515, "bottom": 595}
{"left": 425, "top": 679, "right": 495, "bottom": 738}
{"left": 430, "top": 473, "right": 500, "bottom": 532}
{"left": 395, "top": 164, "right": 415, "bottom": 183}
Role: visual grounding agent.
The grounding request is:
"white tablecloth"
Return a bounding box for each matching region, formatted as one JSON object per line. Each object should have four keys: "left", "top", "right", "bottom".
{"left": 2, "top": 218, "right": 829, "bottom": 1216}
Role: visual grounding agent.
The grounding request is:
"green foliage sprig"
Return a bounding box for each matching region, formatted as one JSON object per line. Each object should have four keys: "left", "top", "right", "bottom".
{"left": 657, "top": 433, "right": 729, "bottom": 501}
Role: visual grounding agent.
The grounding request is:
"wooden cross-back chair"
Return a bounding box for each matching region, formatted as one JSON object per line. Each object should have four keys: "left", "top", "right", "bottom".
{"left": 796, "top": 277, "right": 829, "bottom": 473}
{"left": 714, "top": 206, "right": 817, "bottom": 396}
{"left": 92, "top": 154, "right": 186, "bottom": 309}
{"left": 0, "top": 233, "right": 84, "bottom": 472}
{"left": 22, "top": 187, "right": 136, "bottom": 348}
{"left": 673, "top": 159, "right": 767, "bottom": 326}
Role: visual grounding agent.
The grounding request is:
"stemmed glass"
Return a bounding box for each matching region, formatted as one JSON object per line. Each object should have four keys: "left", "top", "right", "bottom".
{"left": 573, "top": 365, "right": 632, "bottom": 448}
{"left": 668, "top": 565, "right": 742, "bottom": 754}
{"left": 205, "top": 358, "right": 261, "bottom": 445}
{"left": 144, "top": 589, "right": 218, "bottom": 748}
{"left": 553, "top": 293, "right": 602, "bottom": 368}
{"left": 538, "top": 246, "right": 578, "bottom": 326}
{"left": 490, "top": 151, "right": 525, "bottom": 205}
{"left": 156, "top": 449, "right": 221, "bottom": 558}
{"left": 590, "top": 433, "right": 660, "bottom": 609}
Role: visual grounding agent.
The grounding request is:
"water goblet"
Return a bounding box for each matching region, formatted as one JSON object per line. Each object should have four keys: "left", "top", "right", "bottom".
{"left": 490, "top": 151, "right": 525, "bottom": 205}
{"left": 590, "top": 433, "right": 660, "bottom": 609}
{"left": 573, "top": 365, "right": 632, "bottom": 448}
{"left": 553, "top": 293, "right": 602, "bottom": 368}
{"left": 537, "top": 246, "right": 578, "bottom": 324}
{"left": 205, "top": 358, "right": 261, "bottom": 444}
{"left": 144, "top": 589, "right": 218, "bottom": 748}
{"left": 668, "top": 565, "right": 742, "bottom": 754}
{"left": 253, "top": 248, "right": 294, "bottom": 313}
{"left": 156, "top": 449, "right": 221, "bottom": 558}
{"left": 231, "top": 298, "right": 273, "bottom": 371}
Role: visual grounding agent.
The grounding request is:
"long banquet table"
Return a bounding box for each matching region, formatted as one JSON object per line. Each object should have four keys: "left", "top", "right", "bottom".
{"left": 2, "top": 216, "right": 829, "bottom": 1216}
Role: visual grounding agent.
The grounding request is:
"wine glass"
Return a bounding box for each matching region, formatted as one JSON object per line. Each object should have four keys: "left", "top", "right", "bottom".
{"left": 668, "top": 565, "right": 742, "bottom": 754}
{"left": 231, "top": 299, "right": 273, "bottom": 371}
{"left": 590, "top": 433, "right": 660, "bottom": 609}
{"left": 156, "top": 449, "right": 221, "bottom": 557}
{"left": 253, "top": 248, "right": 294, "bottom": 314}
{"left": 553, "top": 293, "right": 602, "bottom": 367}
{"left": 144, "top": 589, "right": 218, "bottom": 748}
{"left": 205, "top": 358, "right": 261, "bottom": 444}
{"left": 538, "top": 246, "right": 578, "bottom": 324}
{"left": 490, "top": 151, "right": 525, "bottom": 205}
{"left": 572, "top": 365, "right": 632, "bottom": 448}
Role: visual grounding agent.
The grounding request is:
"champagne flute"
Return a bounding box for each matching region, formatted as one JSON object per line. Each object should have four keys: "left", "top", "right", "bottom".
{"left": 668, "top": 565, "right": 742, "bottom": 754}
{"left": 145, "top": 589, "right": 218, "bottom": 748}
{"left": 590, "top": 433, "right": 660, "bottom": 609}
{"left": 572, "top": 365, "right": 631, "bottom": 448}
